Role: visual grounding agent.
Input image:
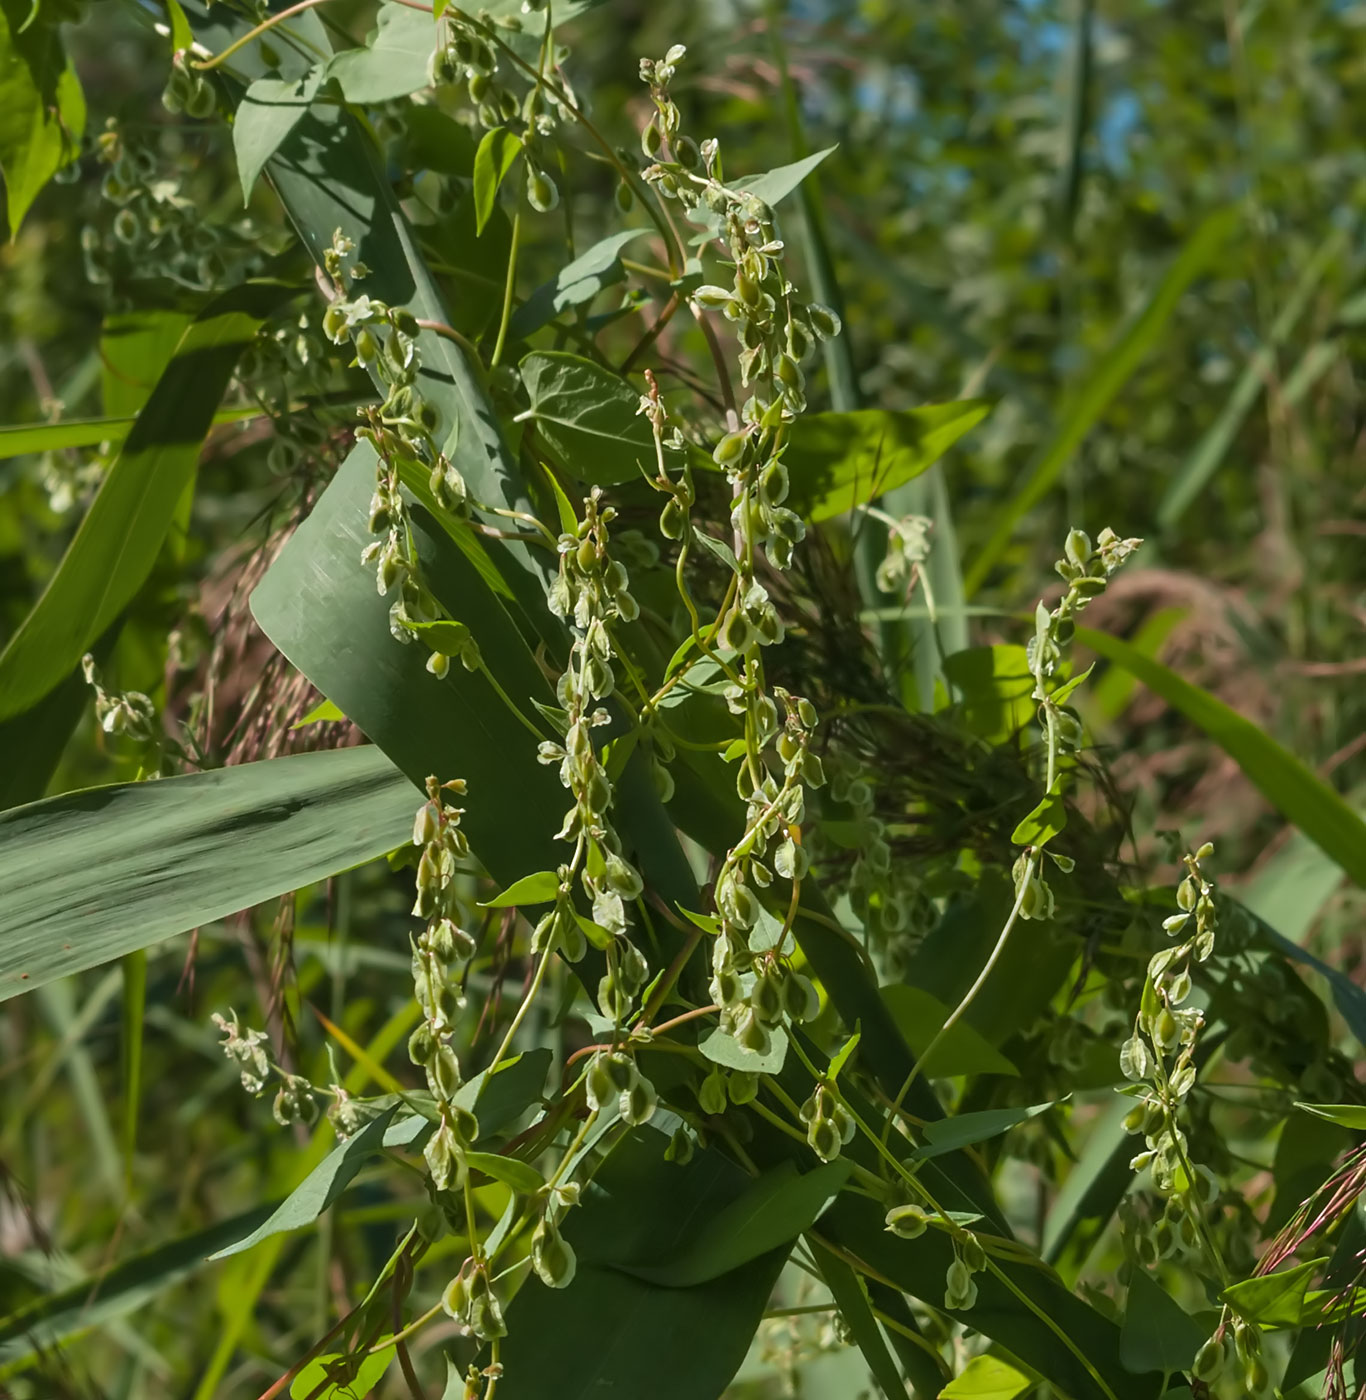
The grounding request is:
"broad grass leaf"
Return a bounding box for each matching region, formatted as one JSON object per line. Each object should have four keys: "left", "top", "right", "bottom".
{"left": 966, "top": 206, "right": 1238, "bottom": 595}
{"left": 519, "top": 351, "right": 660, "bottom": 485}
{"left": 233, "top": 68, "right": 321, "bottom": 202}
{"left": 880, "top": 985, "right": 1019, "bottom": 1078}
{"left": 1119, "top": 1268, "right": 1208, "bottom": 1374}
{"left": 0, "top": 746, "right": 416, "bottom": 1000}
{"left": 0, "top": 1205, "right": 276, "bottom": 1366}
{"left": 0, "top": 404, "right": 262, "bottom": 462}
{"left": 940, "top": 1355, "right": 1031, "bottom": 1399}
{"left": 784, "top": 402, "right": 989, "bottom": 523}
{"left": 0, "top": 0, "right": 85, "bottom": 237}
{"left": 250, "top": 446, "right": 567, "bottom": 890}
{"left": 325, "top": 5, "right": 434, "bottom": 104}
{"left": 0, "top": 280, "right": 293, "bottom": 721}
{"left": 100, "top": 308, "right": 195, "bottom": 417}
{"left": 474, "top": 126, "right": 524, "bottom": 234}
{"left": 627, "top": 1160, "right": 852, "bottom": 1287}
{"left": 509, "top": 229, "right": 650, "bottom": 339}
{"left": 210, "top": 1107, "right": 401, "bottom": 1260}
{"left": 810, "top": 1244, "right": 914, "bottom": 1400}
{"left": 1077, "top": 624, "right": 1366, "bottom": 888}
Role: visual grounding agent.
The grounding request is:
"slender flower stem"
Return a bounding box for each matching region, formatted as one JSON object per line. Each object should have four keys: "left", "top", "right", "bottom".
{"left": 190, "top": 0, "right": 330, "bottom": 69}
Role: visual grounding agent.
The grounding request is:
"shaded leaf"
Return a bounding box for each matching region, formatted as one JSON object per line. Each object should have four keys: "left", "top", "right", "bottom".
{"left": 498, "top": 1125, "right": 788, "bottom": 1400}
{"left": 811, "top": 1243, "right": 912, "bottom": 1400}
{"left": 943, "top": 645, "right": 1035, "bottom": 744}
{"left": 628, "top": 1161, "right": 852, "bottom": 1287}
{"left": 509, "top": 228, "right": 650, "bottom": 340}
{"left": 0, "top": 404, "right": 262, "bottom": 462}
{"left": 914, "top": 1102, "right": 1056, "bottom": 1161}
{"left": 0, "top": 1205, "right": 275, "bottom": 1365}
{"left": 1295, "top": 1102, "right": 1366, "bottom": 1132}
{"left": 0, "top": 280, "right": 292, "bottom": 721}
{"left": 1119, "top": 1268, "right": 1207, "bottom": 1374}
{"left": 784, "top": 402, "right": 989, "bottom": 523}
{"left": 0, "top": 746, "right": 416, "bottom": 1000}
{"left": 881, "top": 985, "right": 1019, "bottom": 1078}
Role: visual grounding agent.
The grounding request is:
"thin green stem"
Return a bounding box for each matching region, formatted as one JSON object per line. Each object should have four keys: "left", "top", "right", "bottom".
{"left": 191, "top": 0, "right": 330, "bottom": 69}
{"left": 491, "top": 202, "right": 523, "bottom": 369}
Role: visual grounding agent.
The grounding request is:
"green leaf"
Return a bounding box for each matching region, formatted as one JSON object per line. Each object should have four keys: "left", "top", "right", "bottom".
{"left": 1221, "top": 1259, "right": 1319, "bottom": 1328}
{"left": 783, "top": 402, "right": 990, "bottom": 523}
{"left": 324, "top": 4, "right": 434, "bottom": 104}
{"left": 0, "top": 1205, "right": 275, "bottom": 1366}
{"left": 290, "top": 1350, "right": 392, "bottom": 1400}
{"left": 210, "top": 1107, "right": 400, "bottom": 1260}
{"left": 0, "top": 280, "right": 292, "bottom": 721}
{"left": 941, "top": 644, "right": 1034, "bottom": 741}
{"left": 699, "top": 1023, "right": 789, "bottom": 1075}
{"left": 480, "top": 869, "right": 560, "bottom": 908}
{"left": 0, "top": 403, "right": 263, "bottom": 462}
{"left": 1295, "top": 1102, "right": 1366, "bottom": 1132}
{"left": 810, "top": 1244, "right": 913, "bottom": 1400}
{"left": 292, "top": 697, "right": 346, "bottom": 728}
{"left": 473, "top": 125, "right": 524, "bottom": 234}
{"left": 233, "top": 67, "right": 321, "bottom": 202}
{"left": 1087, "top": 608, "right": 1185, "bottom": 723}
{"left": 0, "top": 746, "right": 417, "bottom": 1000}
{"left": 940, "top": 1355, "right": 1031, "bottom": 1399}
{"left": 914, "top": 1103, "right": 1056, "bottom": 1161}
{"left": 509, "top": 228, "right": 650, "bottom": 340}
{"left": 100, "top": 308, "right": 195, "bottom": 418}
{"left": 1157, "top": 225, "right": 1346, "bottom": 529}
{"left": 461, "top": 1150, "right": 545, "bottom": 1194}
{"left": 1077, "top": 625, "right": 1366, "bottom": 888}
{"left": 498, "top": 1125, "right": 789, "bottom": 1400}
{"left": 965, "top": 206, "right": 1238, "bottom": 595}
{"left": 166, "top": 0, "right": 193, "bottom": 53}
{"left": 519, "top": 351, "right": 661, "bottom": 485}
{"left": 1011, "top": 786, "right": 1067, "bottom": 847}
{"left": 629, "top": 1161, "right": 851, "bottom": 1287}
{"left": 1119, "top": 1268, "right": 1208, "bottom": 1374}
{"left": 827, "top": 1028, "right": 861, "bottom": 1083}
{"left": 736, "top": 145, "right": 838, "bottom": 208}
{"left": 881, "top": 985, "right": 1019, "bottom": 1078}
{"left": 0, "top": 0, "right": 85, "bottom": 237}
{"left": 251, "top": 445, "right": 568, "bottom": 892}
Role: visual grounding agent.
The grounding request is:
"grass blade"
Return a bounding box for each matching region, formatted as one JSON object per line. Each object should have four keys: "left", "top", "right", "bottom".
{"left": 1077, "top": 623, "right": 1366, "bottom": 887}
{"left": 966, "top": 207, "right": 1238, "bottom": 595}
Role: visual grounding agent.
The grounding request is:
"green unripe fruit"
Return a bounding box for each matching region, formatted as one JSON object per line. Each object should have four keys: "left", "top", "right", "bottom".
{"left": 885, "top": 1203, "right": 929, "bottom": 1239}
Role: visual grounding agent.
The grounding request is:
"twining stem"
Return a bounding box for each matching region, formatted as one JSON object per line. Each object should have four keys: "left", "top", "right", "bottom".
{"left": 189, "top": 0, "right": 330, "bottom": 68}
{"left": 490, "top": 202, "right": 523, "bottom": 369}
{"left": 881, "top": 856, "right": 1036, "bottom": 1143}
{"left": 488, "top": 944, "right": 555, "bottom": 1072}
